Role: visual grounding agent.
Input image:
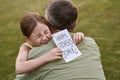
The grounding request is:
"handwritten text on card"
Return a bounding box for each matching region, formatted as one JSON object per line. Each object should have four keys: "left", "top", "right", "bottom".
{"left": 52, "top": 29, "right": 82, "bottom": 62}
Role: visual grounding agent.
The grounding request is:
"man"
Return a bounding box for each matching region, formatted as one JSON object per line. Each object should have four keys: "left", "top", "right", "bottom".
{"left": 16, "top": 0, "right": 106, "bottom": 80}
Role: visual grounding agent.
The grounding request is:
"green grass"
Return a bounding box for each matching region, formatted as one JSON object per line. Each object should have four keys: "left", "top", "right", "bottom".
{"left": 0, "top": 0, "right": 120, "bottom": 80}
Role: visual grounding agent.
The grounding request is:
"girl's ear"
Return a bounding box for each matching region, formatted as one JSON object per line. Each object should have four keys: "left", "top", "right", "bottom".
{"left": 24, "top": 36, "right": 29, "bottom": 42}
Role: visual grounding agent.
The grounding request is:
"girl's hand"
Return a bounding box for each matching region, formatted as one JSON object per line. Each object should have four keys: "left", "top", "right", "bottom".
{"left": 44, "top": 48, "right": 62, "bottom": 62}
{"left": 73, "top": 32, "right": 84, "bottom": 45}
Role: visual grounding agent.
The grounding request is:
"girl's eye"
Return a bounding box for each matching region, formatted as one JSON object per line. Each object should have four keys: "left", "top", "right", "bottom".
{"left": 37, "top": 35, "right": 41, "bottom": 38}
{"left": 44, "top": 30, "right": 49, "bottom": 34}
{"left": 30, "top": 34, "right": 41, "bottom": 39}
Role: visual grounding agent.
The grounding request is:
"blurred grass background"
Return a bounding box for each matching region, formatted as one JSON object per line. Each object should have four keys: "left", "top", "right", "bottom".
{"left": 0, "top": 0, "right": 120, "bottom": 80}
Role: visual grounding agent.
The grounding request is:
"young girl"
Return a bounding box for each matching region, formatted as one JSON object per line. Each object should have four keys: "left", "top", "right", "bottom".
{"left": 15, "top": 12, "right": 84, "bottom": 74}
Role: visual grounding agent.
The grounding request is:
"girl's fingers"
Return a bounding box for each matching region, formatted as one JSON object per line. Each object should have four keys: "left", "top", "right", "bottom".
{"left": 55, "top": 52, "right": 62, "bottom": 56}
{"left": 56, "top": 48, "right": 62, "bottom": 53}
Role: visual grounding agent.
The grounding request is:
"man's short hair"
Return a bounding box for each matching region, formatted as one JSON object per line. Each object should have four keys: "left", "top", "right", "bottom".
{"left": 45, "top": 0, "right": 77, "bottom": 30}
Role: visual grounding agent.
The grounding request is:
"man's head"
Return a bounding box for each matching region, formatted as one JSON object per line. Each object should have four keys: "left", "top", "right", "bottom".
{"left": 45, "top": 0, "right": 77, "bottom": 31}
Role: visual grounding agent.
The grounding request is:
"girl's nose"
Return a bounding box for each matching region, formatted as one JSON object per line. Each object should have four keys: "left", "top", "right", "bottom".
{"left": 42, "top": 36, "right": 48, "bottom": 41}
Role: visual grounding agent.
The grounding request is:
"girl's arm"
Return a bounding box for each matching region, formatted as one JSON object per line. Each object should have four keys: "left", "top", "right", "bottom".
{"left": 73, "top": 32, "right": 84, "bottom": 45}
{"left": 15, "top": 45, "right": 62, "bottom": 74}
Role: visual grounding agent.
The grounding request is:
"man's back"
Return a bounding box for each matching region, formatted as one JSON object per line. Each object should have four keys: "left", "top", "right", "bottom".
{"left": 16, "top": 36, "right": 105, "bottom": 80}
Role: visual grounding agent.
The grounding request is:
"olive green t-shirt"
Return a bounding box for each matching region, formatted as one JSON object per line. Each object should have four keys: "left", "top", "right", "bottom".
{"left": 16, "top": 36, "right": 106, "bottom": 80}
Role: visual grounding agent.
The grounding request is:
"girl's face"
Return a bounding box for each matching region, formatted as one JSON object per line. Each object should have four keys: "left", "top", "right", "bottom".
{"left": 27, "top": 22, "right": 51, "bottom": 47}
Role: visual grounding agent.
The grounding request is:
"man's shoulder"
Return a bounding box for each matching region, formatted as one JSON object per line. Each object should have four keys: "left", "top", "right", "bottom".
{"left": 70, "top": 32, "right": 97, "bottom": 47}
{"left": 70, "top": 32, "right": 95, "bottom": 42}
{"left": 77, "top": 36, "right": 98, "bottom": 48}
{"left": 77, "top": 36, "right": 98, "bottom": 47}
{"left": 77, "top": 36, "right": 101, "bottom": 56}
{"left": 84, "top": 36, "right": 96, "bottom": 43}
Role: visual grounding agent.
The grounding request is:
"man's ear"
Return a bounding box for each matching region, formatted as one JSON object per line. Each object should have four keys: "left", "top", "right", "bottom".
{"left": 68, "top": 21, "right": 77, "bottom": 32}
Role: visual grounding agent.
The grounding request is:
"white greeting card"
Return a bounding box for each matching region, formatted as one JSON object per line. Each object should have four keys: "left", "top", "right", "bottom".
{"left": 52, "top": 29, "right": 82, "bottom": 62}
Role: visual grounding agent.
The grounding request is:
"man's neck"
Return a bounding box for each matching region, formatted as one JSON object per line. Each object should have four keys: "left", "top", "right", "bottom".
{"left": 50, "top": 26, "right": 74, "bottom": 34}
{"left": 50, "top": 27, "right": 60, "bottom": 34}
